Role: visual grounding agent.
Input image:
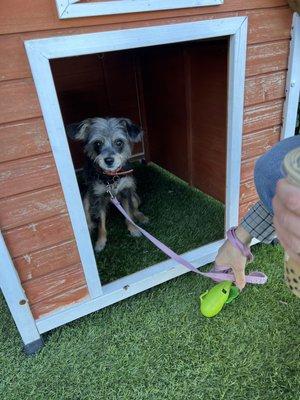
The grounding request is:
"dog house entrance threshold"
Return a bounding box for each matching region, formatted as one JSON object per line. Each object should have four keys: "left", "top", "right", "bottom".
{"left": 22, "top": 18, "right": 248, "bottom": 334}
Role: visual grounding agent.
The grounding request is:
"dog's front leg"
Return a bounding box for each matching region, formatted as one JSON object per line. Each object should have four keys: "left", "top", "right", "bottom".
{"left": 131, "top": 193, "right": 149, "bottom": 225}
{"left": 95, "top": 210, "right": 107, "bottom": 252}
{"left": 122, "top": 197, "right": 142, "bottom": 237}
{"left": 83, "top": 193, "right": 95, "bottom": 232}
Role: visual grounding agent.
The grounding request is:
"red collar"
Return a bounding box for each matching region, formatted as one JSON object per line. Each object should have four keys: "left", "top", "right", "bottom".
{"left": 104, "top": 168, "right": 134, "bottom": 177}
{"left": 95, "top": 165, "right": 133, "bottom": 177}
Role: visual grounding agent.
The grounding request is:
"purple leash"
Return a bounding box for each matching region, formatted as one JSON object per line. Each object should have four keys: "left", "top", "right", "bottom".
{"left": 110, "top": 196, "right": 267, "bottom": 285}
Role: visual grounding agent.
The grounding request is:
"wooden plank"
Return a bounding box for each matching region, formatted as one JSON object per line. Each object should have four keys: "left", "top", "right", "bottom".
{"left": 0, "top": 79, "right": 41, "bottom": 124}
{"left": 31, "top": 285, "right": 89, "bottom": 320}
{"left": 0, "top": 34, "right": 32, "bottom": 81}
{"left": 23, "top": 263, "right": 86, "bottom": 304}
{"left": 240, "top": 7, "right": 292, "bottom": 44}
{"left": 0, "top": 119, "right": 50, "bottom": 163}
{"left": 242, "top": 125, "right": 280, "bottom": 160}
{"left": 243, "top": 99, "right": 284, "bottom": 134}
{"left": 246, "top": 41, "right": 289, "bottom": 77}
{"left": 0, "top": 7, "right": 290, "bottom": 81}
{"left": 0, "top": 11, "right": 234, "bottom": 81}
{"left": 14, "top": 239, "right": 80, "bottom": 282}
{"left": 3, "top": 213, "right": 75, "bottom": 258}
{"left": 244, "top": 71, "right": 286, "bottom": 106}
{"left": 241, "top": 156, "right": 259, "bottom": 183}
{"left": 0, "top": 186, "right": 66, "bottom": 230}
{"left": 240, "top": 179, "right": 258, "bottom": 204}
{"left": 0, "top": 154, "right": 59, "bottom": 199}
{"left": 0, "top": 0, "right": 287, "bottom": 35}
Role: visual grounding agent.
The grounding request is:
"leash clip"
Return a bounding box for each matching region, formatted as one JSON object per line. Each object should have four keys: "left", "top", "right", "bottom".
{"left": 106, "top": 184, "right": 115, "bottom": 199}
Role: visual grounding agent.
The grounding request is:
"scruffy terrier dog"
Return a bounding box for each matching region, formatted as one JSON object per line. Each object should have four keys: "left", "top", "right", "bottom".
{"left": 67, "top": 117, "right": 148, "bottom": 252}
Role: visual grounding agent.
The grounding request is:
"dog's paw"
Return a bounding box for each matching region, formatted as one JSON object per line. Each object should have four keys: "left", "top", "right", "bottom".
{"left": 134, "top": 212, "right": 149, "bottom": 225}
{"left": 87, "top": 221, "right": 96, "bottom": 232}
{"left": 139, "top": 215, "right": 149, "bottom": 225}
{"left": 94, "top": 239, "right": 107, "bottom": 252}
{"left": 128, "top": 227, "right": 142, "bottom": 238}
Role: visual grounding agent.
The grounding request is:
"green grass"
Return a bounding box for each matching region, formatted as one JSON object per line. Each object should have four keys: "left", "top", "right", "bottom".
{"left": 94, "top": 163, "right": 225, "bottom": 283}
{"left": 1, "top": 164, "right": 300, "bottom": 400}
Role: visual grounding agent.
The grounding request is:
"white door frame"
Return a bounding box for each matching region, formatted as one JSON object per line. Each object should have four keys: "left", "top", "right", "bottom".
{"left": 282, "top": 12, "right": 300, "bottom": 139}
{"left": 0, "top": 231, "right": 43, "bottom": 354}
{"left": 16, "top": 17, "right": 247, "bottom": 335}
{"left": 55, "top": 0, "right": 223, "bottom": 19}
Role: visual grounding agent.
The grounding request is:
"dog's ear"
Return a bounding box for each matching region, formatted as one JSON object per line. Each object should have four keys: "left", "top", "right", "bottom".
{"left": 121, "top": 118, "right": 143, "bottom": 143}
{"left": 66, "top": 119, "right": 92, "bottom": 142}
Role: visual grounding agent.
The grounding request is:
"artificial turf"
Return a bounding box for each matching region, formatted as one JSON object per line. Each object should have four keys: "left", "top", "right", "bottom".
{"left": 0, "top": 164, "right": 299, "bottom": 400}
{"left": 94, "top": 163, "right": 225, "bottom": 283}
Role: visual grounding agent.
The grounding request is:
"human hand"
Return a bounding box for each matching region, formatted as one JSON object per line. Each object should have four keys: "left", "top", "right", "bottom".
{"left": 215, "top": 226, "right": 252, "bottom": 290}
{"left": 273, "top": 178, "right": 300, "bottom": 263}
{"left": 288, "top": 0, "right": 300, "bottom": 13}
{"left": 215, "top": 239, "right": 247, "bottom": 290}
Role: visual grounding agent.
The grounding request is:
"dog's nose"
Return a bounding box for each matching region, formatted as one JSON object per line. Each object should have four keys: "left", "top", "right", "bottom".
{"left": 104, "top": 157, "right": 114, "bottom": 166}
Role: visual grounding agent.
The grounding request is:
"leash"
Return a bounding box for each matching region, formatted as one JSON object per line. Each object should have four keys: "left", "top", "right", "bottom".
{"left": 108, "top": 188, "right": 267, "bottom": 285}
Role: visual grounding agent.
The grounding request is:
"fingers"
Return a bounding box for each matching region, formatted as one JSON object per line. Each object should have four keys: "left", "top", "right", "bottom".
{"left": 274, "top": 216, "right": 300, "bottom": 263}
{"left": 288, "top": 0, "right": 300, "bottom": 13}
{"left": 275, "top": 179, "right": 300, "bottom": 215}
{"left": 273, "top": 178, "right": 300, "bottom": 259}
{"left": 273, "top": 194, "right": 300, "bottom": 241}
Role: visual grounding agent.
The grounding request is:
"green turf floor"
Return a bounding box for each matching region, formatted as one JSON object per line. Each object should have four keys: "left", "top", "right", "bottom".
{"left": 94, "top": 163, "right": 225, "bottom": 283}
{"left": 1, "top": 164, "right": 299, "bottom": 400}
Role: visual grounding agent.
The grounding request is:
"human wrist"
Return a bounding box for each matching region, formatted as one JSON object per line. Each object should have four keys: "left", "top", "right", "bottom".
{"left": 235, "top": 225, "right": 252, "bottom": 246}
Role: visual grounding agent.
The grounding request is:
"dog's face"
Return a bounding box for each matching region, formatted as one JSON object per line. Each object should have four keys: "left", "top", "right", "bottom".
{"left": 67, "top": 117, "right": 143, "bottom": 171}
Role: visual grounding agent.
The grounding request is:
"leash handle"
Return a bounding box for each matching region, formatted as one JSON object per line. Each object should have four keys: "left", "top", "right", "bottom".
{"left": 110, "top": 197, "right": 267, "bottom": 285}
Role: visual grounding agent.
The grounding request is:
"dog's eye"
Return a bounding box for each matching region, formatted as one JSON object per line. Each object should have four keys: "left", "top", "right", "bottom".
{"left": 94, "top": 141, "right": 103, "bottom": 151}
{"left": 115, "top": 139, "right": 124, "bottom": 147}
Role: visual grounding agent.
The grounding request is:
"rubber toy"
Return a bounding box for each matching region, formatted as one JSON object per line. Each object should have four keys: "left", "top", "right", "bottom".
{"left": 200, "top": 281, "right": 240, "bottom": 318}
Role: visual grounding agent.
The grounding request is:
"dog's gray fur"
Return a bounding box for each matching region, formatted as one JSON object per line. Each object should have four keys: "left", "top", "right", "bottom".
{"left": 67, "top": 117, "right": 148, "bottom": 252}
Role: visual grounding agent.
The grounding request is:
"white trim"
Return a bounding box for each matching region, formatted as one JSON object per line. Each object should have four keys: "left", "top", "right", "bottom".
{"left": 282, "top": 12, "right": 300, "bottom": 139}
{"left": 25, "top": 45, "right": 102, "bottom": 299}
{"left": 55, "top": 0, "right": 223, "bottom": 18}
{"left": 0, "top": 232, "right": 41, "bottom": 346}
{"left": 225, "top": 18, "right": 248, "bottom": 230}
{"left": 36, "top": 240, "right": 224, "bottom": 333}
{"left": 24, "top": 17, "right": 247, "bottom": 334}
{"left": 26, "top": 18, "right": 247, "bottom": 59}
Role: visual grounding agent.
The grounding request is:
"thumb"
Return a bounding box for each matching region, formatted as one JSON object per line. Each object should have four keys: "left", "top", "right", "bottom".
{"left": 232, "top": 262, "right": 246, "bottom": 290}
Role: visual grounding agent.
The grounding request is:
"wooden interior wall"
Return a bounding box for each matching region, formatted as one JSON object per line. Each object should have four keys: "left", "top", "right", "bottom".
{"left": 0, "top": 0, "right": 291, "bottom": 319}
{"left": 139, "top": 39, "right": 227, "bottom": 203}
{"left": 189, "top": 39, "right": 228, "bottom": 202}
{"left": 139, "top": 44, "right": 190, "bottom": 182}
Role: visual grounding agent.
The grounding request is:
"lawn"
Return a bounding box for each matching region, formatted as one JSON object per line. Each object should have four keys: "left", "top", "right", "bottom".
{"left": 0, "top": 164, "right": 299, "bottom": 400}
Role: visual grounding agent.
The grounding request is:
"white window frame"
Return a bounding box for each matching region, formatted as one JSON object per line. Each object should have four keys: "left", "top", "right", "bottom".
{"left": 10, "top": 17, "right": 247, "bottom": 337}
{"left": 282, "top": 12, "right": 300, "bottom": 139}
{"left": 55, "top": 0, "right": 223, "bottom": 18}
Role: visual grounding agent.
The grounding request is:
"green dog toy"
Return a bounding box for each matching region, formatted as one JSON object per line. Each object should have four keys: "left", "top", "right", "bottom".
{"left": 200, "top": 281, "right": 240, "bottom": 318}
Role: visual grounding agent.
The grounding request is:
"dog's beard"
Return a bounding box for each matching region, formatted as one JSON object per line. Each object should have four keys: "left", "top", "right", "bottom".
{"left": 94, "top": 154, "right": 126, "bottom": 172}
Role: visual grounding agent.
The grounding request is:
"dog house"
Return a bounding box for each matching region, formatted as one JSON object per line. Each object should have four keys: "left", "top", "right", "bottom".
{"left": 0, "top": 1, "right": 300, "bottom": 354}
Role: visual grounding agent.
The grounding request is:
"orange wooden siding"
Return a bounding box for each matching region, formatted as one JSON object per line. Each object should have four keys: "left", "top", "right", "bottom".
{"left": 0, "top": 0, "right": 293, "bottom": 318}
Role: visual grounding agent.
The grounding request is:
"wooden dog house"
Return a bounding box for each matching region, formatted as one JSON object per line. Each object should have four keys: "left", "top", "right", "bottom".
{"left": 0, "top": 1, "right": 299, "bottom": 354}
